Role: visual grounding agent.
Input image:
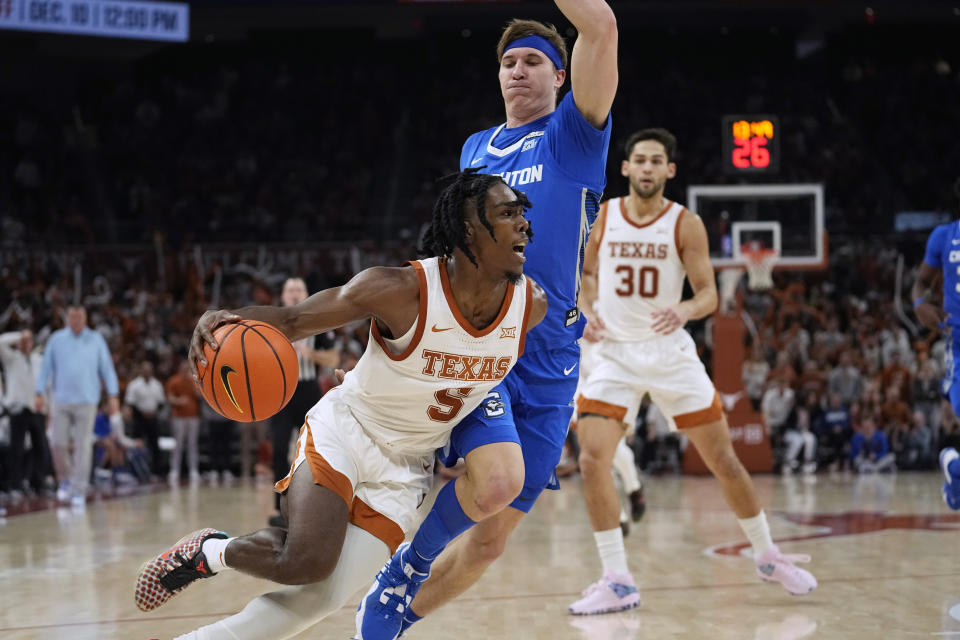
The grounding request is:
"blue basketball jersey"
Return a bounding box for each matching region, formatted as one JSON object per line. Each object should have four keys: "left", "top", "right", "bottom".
{"left": 924, "top": 220, "right": 960, "bottom": 326}
{"left": 460, "top": 92, "right": 612, "bottom": 353}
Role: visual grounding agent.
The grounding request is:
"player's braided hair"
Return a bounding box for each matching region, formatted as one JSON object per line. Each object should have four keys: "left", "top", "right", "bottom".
{"left": 419, "top": 168, "right": 533, "bottom": 267}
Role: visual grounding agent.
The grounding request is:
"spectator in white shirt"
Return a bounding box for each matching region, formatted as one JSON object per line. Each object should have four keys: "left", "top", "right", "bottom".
{"left": 762, "top": 376, "right": 796, "bottom": 436}
{"left": 0, "top": 329, "right": 50, "bottom": 495}
{"left": 742, "top": 343, "right": 770, "bottom": 411}
{"left": 762, "top": 377, "right": 797, "bottom": 471}
{"left": 124, "top": 360, "right": 166, "bottom": 475}
{"left": 783, "top": 400, "right": 817, "bottom": 475}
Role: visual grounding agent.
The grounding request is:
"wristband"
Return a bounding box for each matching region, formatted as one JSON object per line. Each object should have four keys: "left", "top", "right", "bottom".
{"left": 913, "top": 297, "right": 925, "bottom": 309}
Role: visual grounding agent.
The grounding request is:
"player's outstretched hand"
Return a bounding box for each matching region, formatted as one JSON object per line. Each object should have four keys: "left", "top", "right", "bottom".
{"left": 651, "top": 306, "right": 690, "bottom": 335}
{"left": 189, "top": 310, "right": 242, "bottom": 381}
{"left": 583, "top": 315, "right": 606, "bottom": 343}
{"left": 915, "top": 301, "right": 945, "bottom": 333}
{"left": 334, "top": 368, "right": 346, "bottom": 385}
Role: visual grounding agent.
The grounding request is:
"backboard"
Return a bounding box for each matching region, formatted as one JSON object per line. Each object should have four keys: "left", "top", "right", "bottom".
{"left": 687, "top": 183, "right": 826, "bottom": 269}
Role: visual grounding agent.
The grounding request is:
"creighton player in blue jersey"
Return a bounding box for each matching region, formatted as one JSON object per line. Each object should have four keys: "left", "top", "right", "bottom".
{"left": 356, "top": 3, "right": 616, "bottom": 638}
{"left": 913, "top": 187, "right": 960, "bottom": 510}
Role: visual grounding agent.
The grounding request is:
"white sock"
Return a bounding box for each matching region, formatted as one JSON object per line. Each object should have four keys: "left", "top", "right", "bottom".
{"left": 201, "top": 537, "right": 235, "bottom": 573}
{"left": 737, "top": 511, "right": 775, "bottom": 558}
{"left": 594, "top": 528, "right": 629, "bottom": 575}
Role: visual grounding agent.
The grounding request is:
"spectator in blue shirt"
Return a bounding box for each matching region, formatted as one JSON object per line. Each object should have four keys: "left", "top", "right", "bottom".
{"left": 849, "top": 417, "right": 896, "bottom": 473}
{"left": 34, "top": 305, "right": 120, "bottom": 505}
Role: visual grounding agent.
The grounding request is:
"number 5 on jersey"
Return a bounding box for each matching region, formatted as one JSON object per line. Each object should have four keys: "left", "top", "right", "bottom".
{"left": 427, "top": 387, "right": 474, "bottom": 422}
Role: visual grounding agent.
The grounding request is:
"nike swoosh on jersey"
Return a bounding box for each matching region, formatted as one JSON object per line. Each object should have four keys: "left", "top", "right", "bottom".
{"left": 471, "top": 157, "right": 483, "bottom": 165}
{"left": 432, "top": 324, "right": 453, "bottom": 332}
{"left": 563, "top": 364, "right": 577, "bottom": 375}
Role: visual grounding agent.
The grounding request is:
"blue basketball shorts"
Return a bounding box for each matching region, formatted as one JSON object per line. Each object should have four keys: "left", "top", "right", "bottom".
{"left": 443, "top": 341, "right": 580, "bottom": 513}
{"left": 942, "top": 330, "right": 960, "bottom": 416}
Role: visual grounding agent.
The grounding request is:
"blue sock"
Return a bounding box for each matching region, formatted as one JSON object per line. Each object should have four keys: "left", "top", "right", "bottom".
{"left": 400, "top": 609, "right": 422, "bottom": 634}
{"left": 407, "top": 480, "right": 476, "bottom": 573}
{"left": 949, "top": 458, "right": 960, "bottom": 478}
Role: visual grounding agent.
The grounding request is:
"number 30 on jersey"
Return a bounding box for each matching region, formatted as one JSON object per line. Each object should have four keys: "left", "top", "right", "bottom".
{"left": 614, "top": 265, "right": 659, "bottom": 298}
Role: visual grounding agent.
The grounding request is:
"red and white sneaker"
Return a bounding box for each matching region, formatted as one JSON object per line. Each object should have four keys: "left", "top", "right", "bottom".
{"left": 135, "top": 528, "right": 227, "bottom": 612}
{"left": 755, "top": 545, "right": 818, "bottom": 595}
{"left": 568, "top": 571, "right": 641, "bottom": 615}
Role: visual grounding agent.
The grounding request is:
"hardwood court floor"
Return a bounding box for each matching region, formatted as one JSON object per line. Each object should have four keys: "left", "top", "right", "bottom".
{"left": 2, "top": 471, "right": 959, "bottom": 639}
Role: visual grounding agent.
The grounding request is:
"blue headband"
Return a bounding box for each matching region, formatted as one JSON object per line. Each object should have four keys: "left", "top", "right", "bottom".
{"left": 503, "top": 35, "right": 564, "bottom": 71}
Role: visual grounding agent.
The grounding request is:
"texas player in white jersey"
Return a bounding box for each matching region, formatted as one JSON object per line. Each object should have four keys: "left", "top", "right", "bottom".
{"left": 569, "top": 128, "right": 816, "bottom": 617}
{"left": 133, "top": 170, "right": 547, "bottom": 640}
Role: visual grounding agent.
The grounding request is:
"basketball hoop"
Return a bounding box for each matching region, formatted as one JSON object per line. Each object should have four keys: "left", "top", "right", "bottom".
{"left": 742, "top": 244, "right": 778, "bottom": 291}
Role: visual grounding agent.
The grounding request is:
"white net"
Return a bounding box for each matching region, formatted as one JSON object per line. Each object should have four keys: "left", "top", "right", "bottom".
{"left": 718, "top": 268, "right": 745, "bottom": 314}
{"left": 743, "top": 248, "right": 778, "bottom": 291}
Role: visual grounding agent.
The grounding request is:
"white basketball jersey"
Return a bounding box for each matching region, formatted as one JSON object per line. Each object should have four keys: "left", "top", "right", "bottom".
{"left": 594, "top": 197, "right": 689, "bottom": 342}
{"left": 330, "top": 256, "right": 532, "bottom": 455}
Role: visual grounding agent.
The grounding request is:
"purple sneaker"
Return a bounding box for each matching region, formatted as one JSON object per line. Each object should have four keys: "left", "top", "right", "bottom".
{"left": 755, "top": 545, "right": 817, "bottom": 595}
{"left": 569, "top": 571, "right": 641, "bottom": 615}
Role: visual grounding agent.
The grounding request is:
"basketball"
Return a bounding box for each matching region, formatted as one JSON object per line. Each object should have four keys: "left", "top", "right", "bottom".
{"left": 199, "top": 320, "right": 299, "bottom": 422}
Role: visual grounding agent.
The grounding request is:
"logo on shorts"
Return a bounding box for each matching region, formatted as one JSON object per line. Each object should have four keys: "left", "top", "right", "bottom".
{"left": 563, "top": 363, "right": 577, "bottom": 375}
{"left": 482, "top": 391, "right": 506, "bottom": 418}
{"left": 219, "top": 365, "right": 244, "bottom": 414}
{"left": 718, "top": 390, "right": 745, "bottom": 411}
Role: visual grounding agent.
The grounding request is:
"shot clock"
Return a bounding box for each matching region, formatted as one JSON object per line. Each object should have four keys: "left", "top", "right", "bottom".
{"left": 722, "top": 115, "right": 780, "bottom": 174}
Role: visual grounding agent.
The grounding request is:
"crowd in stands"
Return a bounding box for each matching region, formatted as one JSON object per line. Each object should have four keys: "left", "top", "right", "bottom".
{"left": 1, "top": 233, "right": 954, "bottom": 508}
{"left": 0, "top": 243, "right": 382, "bottom": 504}
{"left": 736, "top": 255, "right": 956, "bottom": 475}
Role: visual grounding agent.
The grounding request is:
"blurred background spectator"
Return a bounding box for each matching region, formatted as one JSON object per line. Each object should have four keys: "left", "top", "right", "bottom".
{"left": 34, "top": 305, "right": 119, "bottom": 506}
{"left": 124, "top": 360, "right": 166, "bottom": 477}
{"left": 0, "top": 329, "right": 51, "bottom": 496}
{"left": 166, "top": 358, "right": 201, "bottom": 485}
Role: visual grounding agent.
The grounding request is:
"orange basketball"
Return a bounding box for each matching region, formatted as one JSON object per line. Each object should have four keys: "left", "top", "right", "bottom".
{"left": 199, "top": 320, "right": 299, "bottom": 422}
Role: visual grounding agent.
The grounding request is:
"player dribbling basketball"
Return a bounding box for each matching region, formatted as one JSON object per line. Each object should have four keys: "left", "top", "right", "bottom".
{"left": 133, "top": 171, "right": 547, "bottom": 640}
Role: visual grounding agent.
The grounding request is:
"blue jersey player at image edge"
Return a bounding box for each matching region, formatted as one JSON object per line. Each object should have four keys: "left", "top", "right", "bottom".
{"left": 913, "top": 217, "right": 960, "bottom": 510}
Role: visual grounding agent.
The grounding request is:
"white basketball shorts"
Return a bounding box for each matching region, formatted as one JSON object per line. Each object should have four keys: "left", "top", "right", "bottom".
{"left": 275, "top": 391, "right": 434, "bottom": 553}
{"left": 577, "top": 329, "right": 722, "bottom": 431}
